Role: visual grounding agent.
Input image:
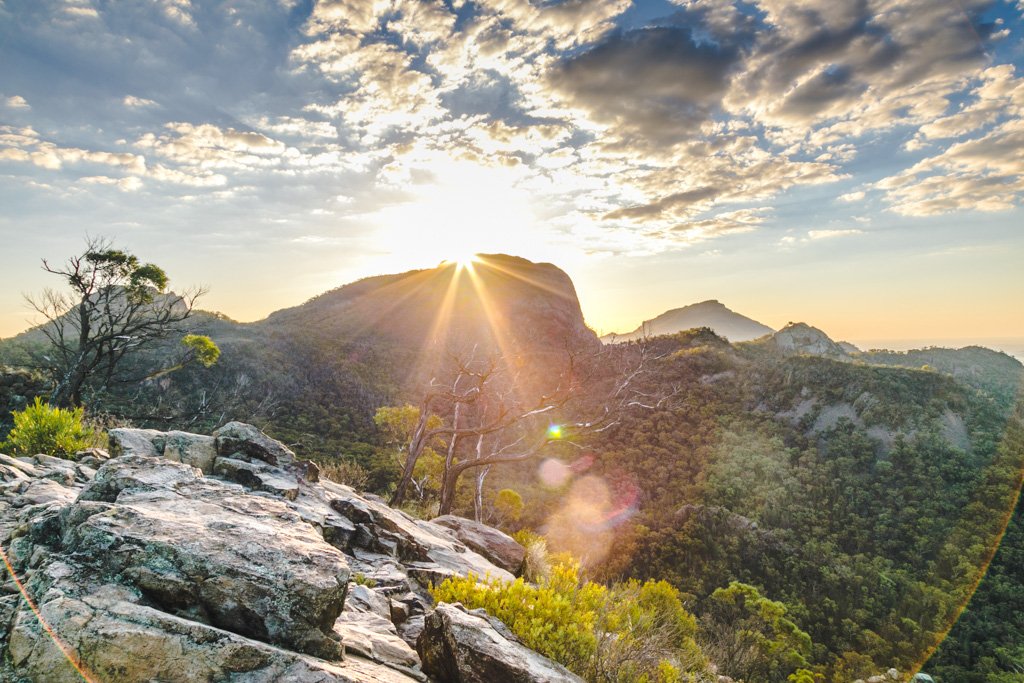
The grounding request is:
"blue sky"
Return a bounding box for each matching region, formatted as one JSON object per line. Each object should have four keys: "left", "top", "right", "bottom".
{"left": 1, "top": 0, "right": 1022, "bottom": 342}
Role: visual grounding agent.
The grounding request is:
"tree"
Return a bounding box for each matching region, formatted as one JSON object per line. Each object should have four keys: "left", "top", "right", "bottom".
{"left": 698, "top": 581, "right": 812, "bottom": 683}
{"left": 28, "top": 237, "right": 213, "bottom": 407}
{"left": 389, "top": 342, "right": 666, "bottom": 516}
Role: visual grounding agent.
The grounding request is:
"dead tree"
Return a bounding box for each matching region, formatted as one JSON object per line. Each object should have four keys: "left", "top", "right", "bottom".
{"left": 390, "top": 340, "right": 672, "bottom": 515}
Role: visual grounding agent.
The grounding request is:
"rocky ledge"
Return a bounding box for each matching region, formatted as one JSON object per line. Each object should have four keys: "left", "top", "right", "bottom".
{"left": 0, "top": 423, "right": 578, "bottom": 683}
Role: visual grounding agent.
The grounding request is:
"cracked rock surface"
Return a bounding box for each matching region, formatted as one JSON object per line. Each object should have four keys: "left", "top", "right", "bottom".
{"left": 0, "top": 424, "right": 572, "bottom": 683}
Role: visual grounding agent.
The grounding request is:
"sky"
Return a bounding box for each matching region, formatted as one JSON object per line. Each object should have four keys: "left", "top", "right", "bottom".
{"left": 1, "top": 0, "right": 1023, "bottom": 344}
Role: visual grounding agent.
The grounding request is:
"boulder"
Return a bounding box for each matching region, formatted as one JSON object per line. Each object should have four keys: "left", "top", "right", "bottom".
{"left": 417, "top": 603, "right": 583, "bottom": 683}
{"left": 328, "top": 488, "right": 513, "bottom": 584}
{"left": 431, "top": 515, "right": 526, "bottom": 575}
{"left": 6, "top": 581, "right": 420, "bottom": 683}
{"left": 66, "top": 456, "right": 350, "bottom": 660}
{"left": 161, "top": 431, "right": 217, "bottom": 472}
{"left": 214, "top": 456, "right": 300, "bottom": 500}
{"left": 107, "top": 428, "right": 165, "bottom": 457}
{"left": 214, "top": 421, "right": 295, "bottom": 466}
{"left": 334, "top": 611, "right": 421, "bottom": 671}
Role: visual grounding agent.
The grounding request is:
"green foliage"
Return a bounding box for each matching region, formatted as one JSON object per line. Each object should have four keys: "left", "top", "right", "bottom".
{"left": 315, "top": 457, "right": 369, "bottom": 489}
{"left": 699, "top": 581, "right": 812, "bottom": 683}
{"left": 430, "top": 562, "right": 708, "bottom": 682}
{"left": 181, "top": 334, "right": 220, "bottom": 367}
{"left": 3, "top": 397, "right": 102, "bottom": 458}
{"left": 85, "top": 249, "right": 168, "bottom": 303}
{"left": 493, "top": 487, "right": 524, "bottom": 524}
{"left": 352, "top": 573, "right": 377, "bottom": 588}
{"left": 374, "top": 404, "right": 446, "bottom": 499}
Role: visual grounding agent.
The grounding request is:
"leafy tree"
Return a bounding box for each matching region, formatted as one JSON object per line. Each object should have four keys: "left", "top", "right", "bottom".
{"left": 493, "top": 488, "right": 524, "bottom": 525}
{"left": 375, "top": 404, "right": 445, "bottom": 501}
{"left": 28, "top": 237, "right": 209, "bottom": 407}
{"left": 698, "top": 581, "right": 812, "bottom": 683}
{"left": 3, "top": 397, "right": 102, "bottom": 458}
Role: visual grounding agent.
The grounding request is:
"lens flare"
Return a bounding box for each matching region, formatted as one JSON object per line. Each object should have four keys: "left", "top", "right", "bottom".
{"left": 0, "top": 543, "right": 98, "bottom": 682}
{"left": 547, "top": 424, "right": 562, "bottom": 440}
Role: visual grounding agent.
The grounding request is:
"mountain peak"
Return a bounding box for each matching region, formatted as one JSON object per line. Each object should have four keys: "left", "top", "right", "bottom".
{"left": 770, "top": 322, "right": 849, "bottom": 359}
{"left": 603, "top": 300, "right": 773, "bottom": 343}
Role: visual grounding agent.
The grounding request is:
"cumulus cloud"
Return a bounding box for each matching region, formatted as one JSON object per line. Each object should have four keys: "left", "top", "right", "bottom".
{"left": 3, "top": 95, "right": 30, "bottom": 109}
{"left": 123, "top": 95, "right": 157, "bottom": 108}
{"left": 0, "top": 0, "right": 1020, "bottom": 254}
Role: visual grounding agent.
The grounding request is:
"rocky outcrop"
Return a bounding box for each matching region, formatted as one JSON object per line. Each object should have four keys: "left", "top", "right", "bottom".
{"left": 0, "top": 423, "right": 520, "bottom": 683}
{"left": 417, "top": 603, "right": 584, "bottom": 683}
{"left": 770, "top": 322, "right": 850, "bottom": 359}
{"left": 431, "top": 515, "right": 526, "bottom": 575}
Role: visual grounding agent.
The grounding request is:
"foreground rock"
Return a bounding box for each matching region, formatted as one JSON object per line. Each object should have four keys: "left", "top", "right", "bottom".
{"left": 1, "top": 423, "right": 523, "bottom": 683}
{"left": 431, "top": 515, "right": 526, "bottom": 576}
{"left": 417, "top": 603, "right": 584, "bottom": 683}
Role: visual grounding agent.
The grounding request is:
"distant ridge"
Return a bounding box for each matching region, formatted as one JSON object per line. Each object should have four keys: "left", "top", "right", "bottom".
{"left": 602, "top": 300, "right": 774, "bottom": 343}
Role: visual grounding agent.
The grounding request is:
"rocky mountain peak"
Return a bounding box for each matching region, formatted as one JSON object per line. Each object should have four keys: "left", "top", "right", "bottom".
{"left": 603, "top": 299, "right": 774, "bottom": 343}
{"left": 771, "top": 322, "right": 850, "bottom": 359}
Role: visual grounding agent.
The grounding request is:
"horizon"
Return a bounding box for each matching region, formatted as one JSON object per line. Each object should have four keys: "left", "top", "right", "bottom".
{"left": 2, "top": 1, "right": 1023, "bottom": 343}
{"left": 3, "top": 249, "right": 1024, "bottom": 363}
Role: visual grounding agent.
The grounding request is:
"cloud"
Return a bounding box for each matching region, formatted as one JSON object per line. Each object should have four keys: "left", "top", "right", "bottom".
{"left": 0, "top": 0, "right": 1020, "bottom": 259}
{"left": 123, "top": 95, "right": 157, "bottom": 108}
{"left": 3, "top": 95, "right": 30, "bottom": 110}
{"left": 808, "top": 228, "right": 864, "bottom": 239}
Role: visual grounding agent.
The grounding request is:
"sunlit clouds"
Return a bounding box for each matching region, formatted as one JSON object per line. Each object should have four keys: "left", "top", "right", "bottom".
{"left": 0, "top": 0, "right": 1022, "bottom": 337}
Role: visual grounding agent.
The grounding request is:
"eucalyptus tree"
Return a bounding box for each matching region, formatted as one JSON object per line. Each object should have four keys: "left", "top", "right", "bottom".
{"left": 28, "top": 237, "right": 215, "bottom": 407}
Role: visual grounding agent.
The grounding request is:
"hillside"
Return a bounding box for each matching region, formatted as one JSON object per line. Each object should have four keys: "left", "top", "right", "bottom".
{"left": 602, "top": 299, "right": 774, "bottom": 343}
{"left": 2, "top": 257, "right": 1023, "bottom": 682}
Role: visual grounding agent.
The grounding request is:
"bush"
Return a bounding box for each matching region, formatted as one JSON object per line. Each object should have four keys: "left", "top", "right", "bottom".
{"left": 430, "top": 560, "right": 708, "bottom": 682}
{"left": 3, "top": 397, "right": 102, "bottom": 458}
{"left": 512, "top": 529, "right": 552, "bottom": 583}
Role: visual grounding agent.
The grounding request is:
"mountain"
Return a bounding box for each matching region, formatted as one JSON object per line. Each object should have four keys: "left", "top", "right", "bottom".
{"left": 3, "top": 254, "right": 1024, "bottom": 681}
{"left": 601, "top": 300, "right": 773, "bottom": 343}
{"left": 765, "top": 321, "right": 851, "bottom": 359}
{"left": 261, "top": 253, "right": 598, "bottom": 359}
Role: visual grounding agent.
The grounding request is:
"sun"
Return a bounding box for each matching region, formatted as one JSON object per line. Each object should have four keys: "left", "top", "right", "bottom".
{"left": 444, "top": 251, "right": 479, "bottom": 269}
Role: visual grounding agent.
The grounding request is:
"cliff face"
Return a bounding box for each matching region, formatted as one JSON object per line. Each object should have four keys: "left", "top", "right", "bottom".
{"left": 0, "top": 424, "right": 574, "bottom": 683}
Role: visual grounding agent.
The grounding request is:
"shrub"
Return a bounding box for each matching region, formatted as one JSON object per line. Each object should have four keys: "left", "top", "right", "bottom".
{"left": 3, "top": 397, "right": 102, "bottom": 458}
{"left": 430, "top": 560, "right": 709, "bottom": 682}
{"left": 512, "top": 529, "right": 552, "bottom": 583}
{"left": 493, "top": 488, "right": 524, "bottom": 525}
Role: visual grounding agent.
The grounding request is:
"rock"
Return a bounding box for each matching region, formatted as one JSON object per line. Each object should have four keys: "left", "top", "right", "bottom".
{"left": 108, "top": 428, "right": 166, "bottom": 457}
{"left": 161, "top": 431, "right": 217, "bottom": 473}
{"left": 0, "top": 454, "right": 38, "bottom": 477}
{"left": 346, "top": 583, "right": 392, "bottom": 620}
{"left": 417, "top": 603, "right": 583, "bottom": 683}
{"left": 0, "top": 424, "right": 525, "bottom": 683}
{"left": 431, "top": 515, "right": 526, "bottom": 575}
{"left": 74, "top": 447, "right": 111, "bottom": 463}
{"left": 7, "top": 582, "right": 420, "bottom": 683}
{"left": 329, "top": 491, "right": 513, "bottom": 584}
{"left": 214, "top": 421, "right": 295, "bottom": 466}
{"left": 398, "top": 615, "right": 425, "bottom": 649}
{"left": 335, "top": 611, "right": 421, "bottom": 670}
{"left": 0, "top": 464, "right": 29, "bottom": 483}
{"left": 13, "top": 478, "right": 77, "bottom": 508}
{"left": 214, "top": 456, "right": 300, "bottom": 500}
{"left": 770, "top": 322, "right": 849, "bottom": 359}
{"left": 66, "top": 456, "right": 350, "bottom": 660}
